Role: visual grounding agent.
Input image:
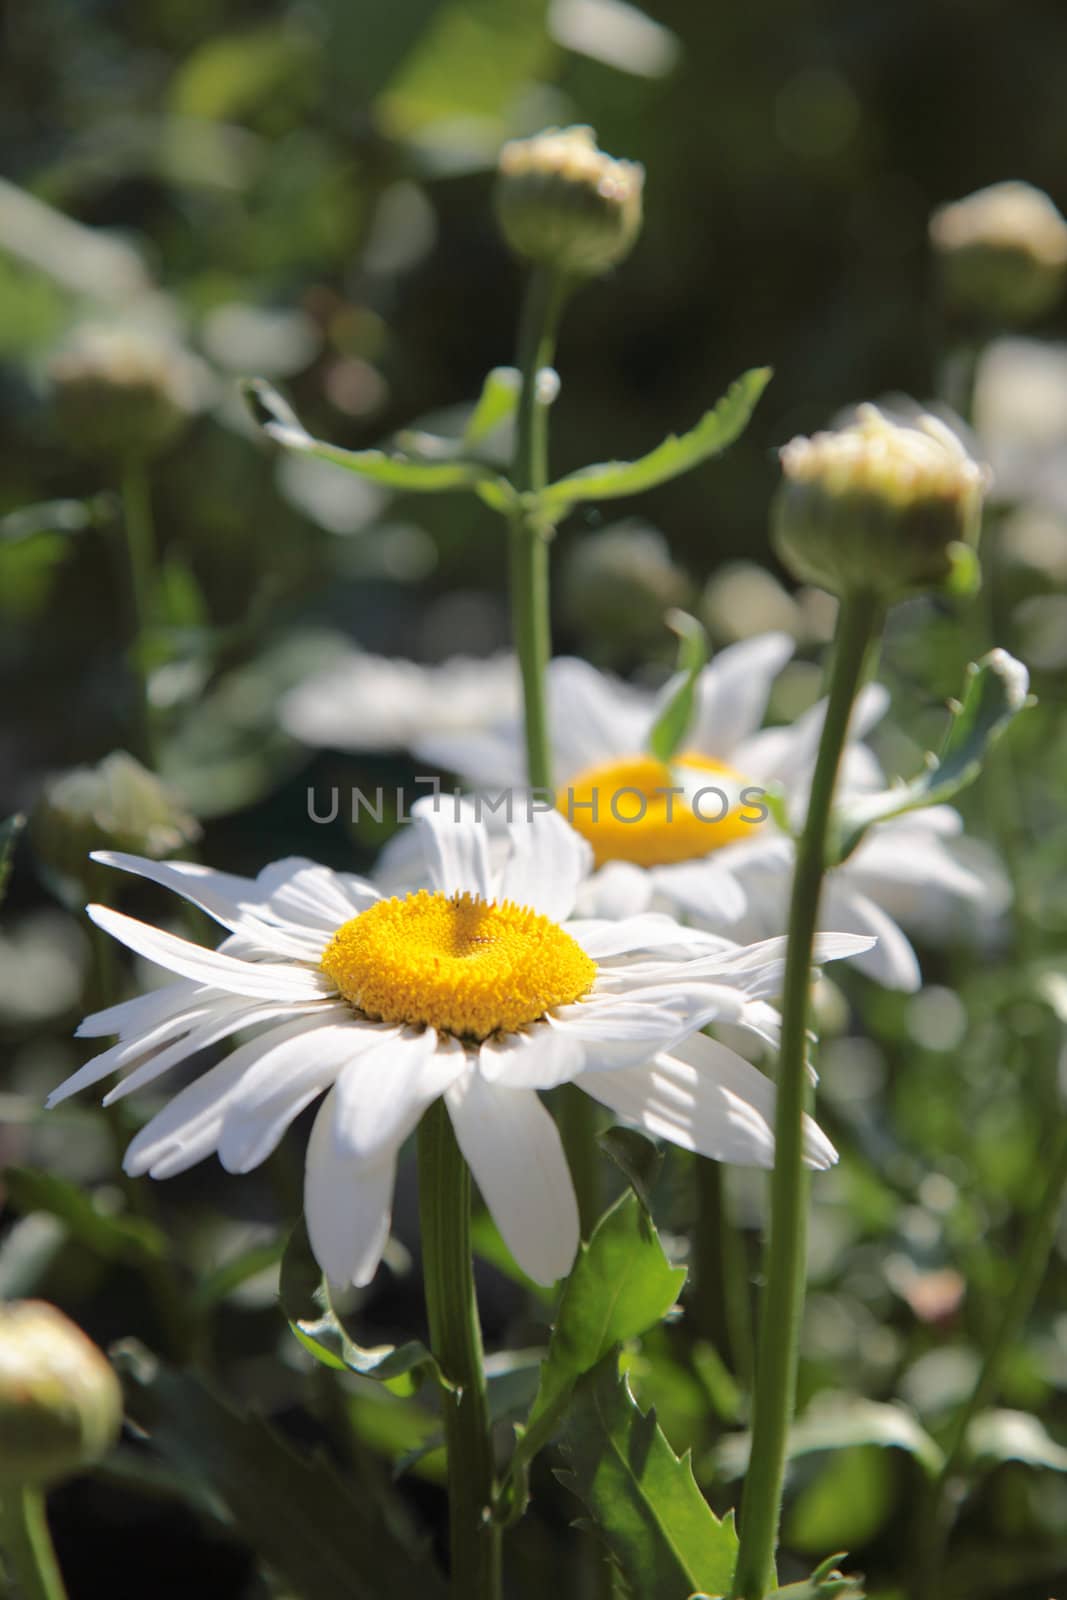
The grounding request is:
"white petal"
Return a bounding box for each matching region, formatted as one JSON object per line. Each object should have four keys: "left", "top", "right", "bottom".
{"left": 122, "top": 1014, "right": 335, "bottom": 1178}
{"left": 305, "top": 1088, "right": 396, "bottom": 1287}
{"left": 411, "top": 796, "right": 492, "bottom": 899}
{"left": 414, "top": 728, "right": 524, "bottom": 789}
{"left": 821, "top": 882, "right": 922, "bottom": 992}
{"left": 581, "top": 1031, "right": 837, "bottom": 1170}
{"left": 76, "top": 980, "right": 207, "bottom": 1040}
{"left": 682, "top": 632, "right": 795, "bottom": 759}
{"left": 649, "top": 856, "right": 748, "bottom": 924}
{"left": 547, "top": 657, "right": 648, "bottom": 780}
{"left": 104, "top": 998, "right": 328, "bottom": 1105}
{"left": 255, "top": 858, "right": 379, "bottom": 930}
{"left": 478, "top": 1026, "right": 585, "bottom": 1090}
{"left": 88, "top": 905, "right": 329, "bottom": 1001}
{"left": 89, "top": 853, "right": 325, "bottom": 959}
{"left": 445, "top": 1075, "right": 579, "bottom": 1285}
{"left": 568, "top": 913, "right": 723, "bottom": 960}
{"left": 50, "top": 997, "right": 230, "bottom": 1106}
{"left": 331, "top": 1030, "right": 468, "bottom": 1161}
{"left": 497, "top": 810, "right": 592, "bottom": 920}
{"left": 574, "top": 861, "right": 654, "bottom": 920}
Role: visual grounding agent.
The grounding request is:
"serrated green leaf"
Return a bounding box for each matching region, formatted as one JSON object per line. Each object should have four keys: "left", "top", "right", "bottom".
{"left": 3, "top": 1166, "right": 168, "bottom": 1265}
{"left": 964, "top": 1408, "right": 1067, "bottom": 1473}
{"left": 279, "top": 1218, "right": 441, "bottom": 1390}
{"left": 242, "top": 378, "right": 508, "bottom": 496}
{"left": 647, "top": 611, "right": 709, "bottom": 764}
{"left": 0, "top": 813, "right": 25, "bottom": 905}
{"left": 714, "top": 1394, "right": 944, "bottom": 1482}
{"left": 114, "top": 1341, "right": 446, "bottom": 1600}
{"left": 538, "top": 367, "right": 772, "bottom": 514}
{"left": 557, "top": 1356, "right": 738, "bottom": 1599}
{"left": 834, "top": 650, "right": 1031, "bottom": 860}
{"left": 499, "top": 1191, "right": 685, "bottom": 1519}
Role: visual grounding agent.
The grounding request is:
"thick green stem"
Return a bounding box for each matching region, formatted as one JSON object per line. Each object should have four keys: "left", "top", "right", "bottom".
{"left": 418, "top": 1101, "right": 501, "bottom": 1600}
{"left": 731, "top": 591, "right": 882, "bottom": 1599}
{"left": 120, "top": 455, "right": 157, "bottom": 767}
{"left": 915, "top": 1116, "right": 1067, "bottom": 1600}
{"left": 0, "top": 1485, "right": 68, "bottom": 1600}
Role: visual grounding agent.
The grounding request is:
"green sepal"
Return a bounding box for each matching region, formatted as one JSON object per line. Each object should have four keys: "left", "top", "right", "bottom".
{"left": 646, "top": 610, "right": 709, "bottom": 764}
{"left": 556, "top": 1354, "right": 739, "bottom": 1599}
{"left": 832, "top": 648, "right": 1032, "bottom": 862}
{"left": 537, "top": 367, "right": 771, "bottom": 515}
{"left": 279, "top": 1217, "right": 444, "bottom": 1394}
{"left": 242, "top": 377, "right": 510, "bottom": 497}
{"left": 495, "top": 1190, "right": 685, "bottom": 1524}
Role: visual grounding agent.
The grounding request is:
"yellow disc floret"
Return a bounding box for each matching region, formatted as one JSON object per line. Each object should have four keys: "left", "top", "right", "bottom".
{"left": 320, "top": 890, "right": 597, "bottom": 1040}
{"left": 562, "top": 753, "right": 765, "bottom": 869}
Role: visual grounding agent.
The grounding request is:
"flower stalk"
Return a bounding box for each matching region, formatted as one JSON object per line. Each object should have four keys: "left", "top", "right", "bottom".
{"left": 731, "top": 589, "right": 883, "bottom": 1598}
{"left": 508, "top": 265, "right": 602, "bottom": 1233}
{"left": 0, "top": 1486, "right": 68, "bottom": 1600}
{"left": 417, "top": 1100, "right": 501, "bottom": 1600}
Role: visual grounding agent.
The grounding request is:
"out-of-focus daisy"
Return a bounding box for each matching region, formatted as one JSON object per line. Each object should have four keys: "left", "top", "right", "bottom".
{"left": 279, "top": 649, "right": 518, "bottom": 753}
{"left": 52, "top": 805, "right": 869, "bottom": 1288}
{"left": 411, "top": 637, "right": 996, "bottom": 992}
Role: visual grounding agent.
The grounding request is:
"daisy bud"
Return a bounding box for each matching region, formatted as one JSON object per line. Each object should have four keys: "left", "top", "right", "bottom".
{"left": 32, "top": 751, "right": 200, "bottom": 895}
{"left": 930, "top": 181, "right": 1067, "bottom": 325}
{"left": 0, "top": 1301, "right": 122, "bottom": 1487}
{"left": 494, "top": 125, "right": 644, "bottom": 278}
{"left": 48, "top": 324, "right": 204, "bottom": 461}
{"left": 774, "top": 404, "right": 990, "bottom": 602}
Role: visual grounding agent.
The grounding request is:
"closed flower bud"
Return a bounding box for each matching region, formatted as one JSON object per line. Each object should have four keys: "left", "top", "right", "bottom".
{"left": 774, "top": 404, "right": 990, "bottom": 602}
{"left": 32, "top": 750, "right": 200, "bottom": 897}
{"left": 48, "top": 324, "right": 205, "bottom": 461}
{"left": 930, "top": 181, "right": 1067, "bottom": 325}
{"left": 495, "top": 126, "right": 643, "bottom": 278}
{"left": 0, "top": 1301, "right": 122, "bottom": 1486}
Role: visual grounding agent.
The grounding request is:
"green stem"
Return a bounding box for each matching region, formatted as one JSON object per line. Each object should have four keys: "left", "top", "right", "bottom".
{"left": 731, "top": 590, "right": 882, "bottom": 1599}
{"left": 509, "top": 264, "right": 570, "bottom": 792}
{"left": 0, "top": 1485, "right": 68, "bottom": 1600}
{"left": 418, "top": 1101, "right": 501, "bottom": 1600}
{"left": 694, "top": 1158, "right": 754, "bottom": 1385}
{"left": 915, "top": 1116, "right": 1067, "bottom": 1600}
{"left": 509, "top": 266, "right": 602, "bottom": 1232}
{"left": 120, "top": 454, "right": 157, "bottom": 767}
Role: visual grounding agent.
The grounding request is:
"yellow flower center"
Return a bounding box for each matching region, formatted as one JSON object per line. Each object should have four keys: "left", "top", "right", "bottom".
{"left": 320, "top": 889, "right": 597, "bottom": 1041}
{"left": 561, "top": 752, "right": 765, "bottom": 869}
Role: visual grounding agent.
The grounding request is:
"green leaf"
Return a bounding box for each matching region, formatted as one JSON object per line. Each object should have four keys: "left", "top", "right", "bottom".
{"left": 647, "top": 611, "right": 709, "bottom": 764}
{"left": 964, "top": 1408, "right": 1067, "bottom": 1473}
{"left": 557, "top": 1356, "right": 738, "bottom": 1599}
{"left": 834, "top": 650, "right": 1032, "bottom": 860}
{"left": 190, "top": 1238, "right": 286, "bottom": 1311}
{"left": 499, "top": 1191, "right": 685, "bottom": 1519}
{"left": 3, "top": 1166, "right": 168, "bottom": 1265}
{"left": 0, "top": 813, "right": 24, "bottom": 905}
{"left": 714, "top": 1394, "right": 944, "bottom": 1482}
{"left": 242, "top": 377, "right": 508, "bottom": 496}
{"left": 597, "top": 1126, "right": 664, "bottom": 1215}
{"left": 765, "top": 1551, "right": 867, "bottom": 1599}
{"left": 114, "top": 1341, "right": 446, "bottom": 1600}
{"left": 538, "top": 367, "right": 772, "bottom": 514}
{"left": 464, "top": 365, "right": 522, "bottom": 448}
{"left": 279, "top": 1218, "right": 441, "bottom": 1391}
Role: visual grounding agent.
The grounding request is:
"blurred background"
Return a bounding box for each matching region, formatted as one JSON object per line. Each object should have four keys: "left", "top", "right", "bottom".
{"left": 3, "top": 1, "right": 1067, "bottom": 1596}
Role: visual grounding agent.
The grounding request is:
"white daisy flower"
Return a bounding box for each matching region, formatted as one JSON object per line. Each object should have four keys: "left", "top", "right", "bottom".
{"left": 279, "top": 649, "right": 518, "bottom": 753}
{"left": 410, "top": 635, "right": 997, "bottom": 992}
{"left": 52, "top": 804, "right": 869, "bottom": 1289}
